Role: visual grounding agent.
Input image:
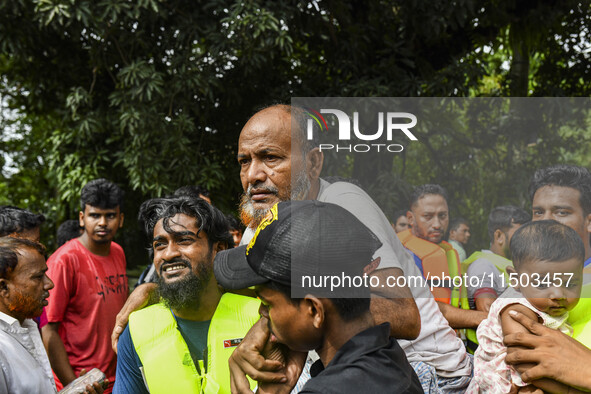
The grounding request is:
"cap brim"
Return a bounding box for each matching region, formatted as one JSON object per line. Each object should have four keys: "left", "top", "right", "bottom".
{"left": 214, "top": 245, "right": 269, "bottom": 290}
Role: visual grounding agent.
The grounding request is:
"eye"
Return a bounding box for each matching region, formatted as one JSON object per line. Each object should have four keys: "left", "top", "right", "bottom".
{"left": 107, "top": 213, "right": 117, "bottom": 219}
{"left": 555, "top": 210, "right": 569, "bottom": 217}
{"left": 153, "top": 241, "right": 166, "bottom": 250}
{"left": 178, "top": 237, "right": 194, "bottom": 244}
{"left": 532, "top": 209, "right": 543, "bottom": 217}
{"left": 238, "top": 158, "right": 251, "bottom": 166}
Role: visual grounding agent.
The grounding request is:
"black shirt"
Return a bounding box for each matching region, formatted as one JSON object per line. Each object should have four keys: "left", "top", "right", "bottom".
{"left": 301, "top": 323, "right": 422, "bottom": 393}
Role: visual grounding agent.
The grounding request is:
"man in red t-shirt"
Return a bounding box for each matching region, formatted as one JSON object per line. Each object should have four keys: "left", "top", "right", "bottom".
{"left": 43, "top": 179, "right": 128, "bottom": 393}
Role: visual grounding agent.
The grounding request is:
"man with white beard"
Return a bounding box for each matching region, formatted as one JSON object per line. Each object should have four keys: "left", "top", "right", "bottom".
{"left": 113, "top": 105, "right": 473, "bottom": 393}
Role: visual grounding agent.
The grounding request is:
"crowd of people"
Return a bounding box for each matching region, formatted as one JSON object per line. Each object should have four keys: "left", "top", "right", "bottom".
{"left": 1, "top": 104, "right": 591, "bottom": 393}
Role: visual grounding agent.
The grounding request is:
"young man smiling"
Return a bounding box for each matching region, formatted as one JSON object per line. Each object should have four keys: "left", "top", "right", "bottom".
{"left": 215, "top": 200, "right": 422, "bottom": 393}
{"left": 43, "top": 179, "right": 128, "bottom": 393}
{"left": 114, "top": 196, "right": 260, "bottom": 394}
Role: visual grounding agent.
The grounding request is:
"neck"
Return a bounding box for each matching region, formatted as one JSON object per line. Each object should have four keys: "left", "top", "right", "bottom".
{"left": 172, "top": 278, "right": 222, "bottom": 321}
{"left": 78, "top": 233, "right": 111, "bottom": 256}
{"left": 490, "top": 244, "right": 505, "bottom": 257}
{"left": 0, "top": 304, "right": 24, "bottom": 325}
{"left": 315, "top": 312, "right": 373, "bottom": 368}
{"left": 306, "top": 178, "right": 321, "bottom": 201}
{"left": 585, "top": 244, "right": 591, "bottom": 262}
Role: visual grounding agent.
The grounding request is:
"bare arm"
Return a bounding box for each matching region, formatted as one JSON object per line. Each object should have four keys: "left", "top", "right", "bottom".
{"left": 436, "top": 301, "right": 487, "bottom": 329}
{"left": 42, "top": 322, "right": 76, "bottom": 386}
{"left": 504, "top": 310, "right": 591, "bottom": 392}
{"left": 500, "top": 305, "right": 587, "bottom": 394}
{"left": 474, "top": 293, "right": 496, "bottom": 313}
{"left": 111, "top": 282, "right": 158, "bottom": 352}
{"left": 370, "top": 268, "right": 420, "bottom": 339}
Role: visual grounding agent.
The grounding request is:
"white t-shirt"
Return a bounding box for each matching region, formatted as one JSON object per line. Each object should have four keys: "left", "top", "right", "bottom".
{"left": 242, "top": 179, "right": 471, "bottom": 378}
{"left": 316, "top": 179, "right": 471, "bottom": 378}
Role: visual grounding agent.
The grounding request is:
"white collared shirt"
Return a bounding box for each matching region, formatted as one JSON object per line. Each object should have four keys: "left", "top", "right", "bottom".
{"left": 0, "top": 311, "right": 57, "bottom": 393}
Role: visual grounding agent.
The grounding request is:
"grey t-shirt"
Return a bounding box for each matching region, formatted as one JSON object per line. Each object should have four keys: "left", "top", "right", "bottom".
{"left": 466, "top": 250, "right": 509, "bottom": 309}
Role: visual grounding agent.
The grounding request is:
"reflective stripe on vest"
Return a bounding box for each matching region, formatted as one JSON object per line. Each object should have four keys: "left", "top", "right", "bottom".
{"left": 397, "top": 229, "right": 465, "bottom": 308}
{"left": 129, "top": 293, "right": 261, "bottom": 393}
{"left": 569, "top": 276, "right": 591, "bottom": 348}
{"left": 462, "top": 251, "right": 513, "bottom": 353}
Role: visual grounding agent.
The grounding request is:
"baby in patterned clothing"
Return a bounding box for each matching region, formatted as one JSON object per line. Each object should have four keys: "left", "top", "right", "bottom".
{"left": 468, "top": 220, "right": 584, "bottom": 394}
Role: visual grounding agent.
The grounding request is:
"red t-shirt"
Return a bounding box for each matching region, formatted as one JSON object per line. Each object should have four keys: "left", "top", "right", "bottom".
{"left": 46, "top": 239, "right": 128, "bottom": 393}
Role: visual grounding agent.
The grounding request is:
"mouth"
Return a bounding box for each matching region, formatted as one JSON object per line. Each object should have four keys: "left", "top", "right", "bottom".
{"left": 95, "top": 229, "right": 110, "bottom": 236}
{"left": 160, "top": 261, "right": 191, "bottom": 278}
{"left": 250, "top": 189, "right": 278, "bottom": 202}
{"left": 42, "top": 293, "right": 49, "bottom": 306}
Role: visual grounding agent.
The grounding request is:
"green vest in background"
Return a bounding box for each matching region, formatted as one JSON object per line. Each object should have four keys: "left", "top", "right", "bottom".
{"left": 129, "top": 293, "right": 260, "bottom": 393}
{"left": 461, "top": 251, "right": 513, "bottom": 353}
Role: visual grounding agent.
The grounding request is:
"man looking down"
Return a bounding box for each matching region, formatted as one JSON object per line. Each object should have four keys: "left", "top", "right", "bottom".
{"left": 215, "top": 200, "right": 422, "bottom": 393}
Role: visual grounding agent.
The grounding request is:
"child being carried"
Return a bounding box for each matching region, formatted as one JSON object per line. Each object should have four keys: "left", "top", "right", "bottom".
{"left": 468, "top": 220, "right": 585, "bottom": 394}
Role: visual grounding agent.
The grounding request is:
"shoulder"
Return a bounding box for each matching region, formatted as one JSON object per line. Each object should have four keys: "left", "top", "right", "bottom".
{"left": 47, "top": 240, "right": 84, "bottom": 267}
{"left": 466, "top": 256, "right": 498, "bottom": 275}
{"left": 109, "top": 242, "right": 126, "bottom": 260}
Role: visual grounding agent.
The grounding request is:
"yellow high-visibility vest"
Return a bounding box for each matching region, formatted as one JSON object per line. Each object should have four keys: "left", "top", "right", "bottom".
{"left": 129, "top": 293, "right": 260, "bottom": 393}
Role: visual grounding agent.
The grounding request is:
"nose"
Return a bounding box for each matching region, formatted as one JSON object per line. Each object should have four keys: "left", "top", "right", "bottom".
{"left": 549, "top": 285, "right": 566, "bottom": 301}
{"left": 44, "top": 274, "right": 54, "bottom": 291}
{"left": 258, "top": 303, "right": 269, "bottom": 319}
{"left": 161, "top": 242, "right": 181, "bottom": 262}
{"left": 432, "top": 217, "right": 442, "bottom": 230}
{"left": 541, "top": 211, "right": 553, "bottom": 221}
{"left": 98, "top": 215, "right": 108, "bottom": 226}
{"left": 245, "top": 159, "right": 267, "bottom": 187}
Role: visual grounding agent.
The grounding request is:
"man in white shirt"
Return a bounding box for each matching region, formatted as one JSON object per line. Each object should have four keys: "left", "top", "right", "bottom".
{"left": 0, "top": 236, "right": 104, "bottom": 393}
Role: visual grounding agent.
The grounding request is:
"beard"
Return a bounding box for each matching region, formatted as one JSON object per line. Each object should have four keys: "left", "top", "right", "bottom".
{"left": 156, "top": 258, "right": 213, "bottom": 312}
{"left": 7, "top": 288, "right": 44, "bottom": 320}
{"left": 239, "top": 171, "right": 311, "bottom": 229}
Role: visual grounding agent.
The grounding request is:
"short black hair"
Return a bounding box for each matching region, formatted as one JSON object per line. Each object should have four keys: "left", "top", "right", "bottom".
{"left": 449, "top": 217, "right": 469, "bottom": 232}
{"left": 409, "top": 184, "right": 448, "bottom": 209}
{"left": 80, "top": 179, "right": 124, "bottom": 212}
{"left": 173, "top": 185, "right": 211, "bottom": 200}
{"left": 510, "top": 220, "right": 585, "bottom": 270}
{"left": 265, "top": 280, "right": 370, "bottom": 322}
{"left": 487, "top": 205, "right": 531, "bottom": 243}
{"left": 138, "top": 196, "right": 233, "bottom": 251}
{"left": 56, "top": 219, "right": 82, "bottom": 247}
{"left": 529, "top": 165, "right": 591, "bottom": 215}
{"left": 0, "top": 237, "right": 46, "bottom": 279}
{"left": 393, "top": 210, "right": 408, "bottom": 223}
{"left": 0, "top": 206, "right": 45, "bottom": 237}
{"left": 225, "top": 214, "right": 242, "bottom": 232}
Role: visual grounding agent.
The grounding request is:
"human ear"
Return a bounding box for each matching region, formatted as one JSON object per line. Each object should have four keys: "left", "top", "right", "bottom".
{"left": 306, "top": 148, "right": 324, "bottom": 181}
{"left": 304, "top": 295, "right": 325, "bottom": 329}
{"left": 213, "top": 241, "right": 228, "bottom": 253}
{"left": 79, "top": 211, "right": 84, "bottom": 228}
{"left": 118, "top": 213, "right": 125, "bottom": 228}
{"left": 0, "top": 279, "right": 9, "bottom": 297}
{"left": 494, "top": 229, "right": 505, "bottom": 246}
{"left": 407, "top": 211, "right": 415, "bottom": 228}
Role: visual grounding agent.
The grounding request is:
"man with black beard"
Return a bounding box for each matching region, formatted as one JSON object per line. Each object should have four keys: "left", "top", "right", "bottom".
{"left": 113, "top": 197, "right": 260, "bottom": 394}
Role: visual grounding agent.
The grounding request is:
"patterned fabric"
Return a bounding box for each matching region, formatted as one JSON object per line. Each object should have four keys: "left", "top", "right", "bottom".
{"left": 467, "top": 287, "right": 572, "bottom": 394}
{"left": 411, "top": 354, "right": 473, "bottom": 393}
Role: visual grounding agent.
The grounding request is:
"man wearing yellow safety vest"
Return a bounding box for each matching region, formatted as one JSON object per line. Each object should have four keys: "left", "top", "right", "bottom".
{"left": 529, "top": 165, "right": 591, "bottom": 349}
{"left": 464, "top": 206, "right": 530, "bottom": 313}
{"left": 113, "top": 196, "right": 260, "bottom": 394}
{"left": 463, "top": 205, "right": 530, "bottom": 353}
{"left": 397, "top": 184, "right": 487, "bottom": 330}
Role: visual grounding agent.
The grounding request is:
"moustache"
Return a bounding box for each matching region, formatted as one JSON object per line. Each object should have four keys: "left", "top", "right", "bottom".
{"left": 247, "top": 183, "right": 279, "bottom": 197}
{"left": 159, "top": 258, "right": 192, "bottom": 275}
